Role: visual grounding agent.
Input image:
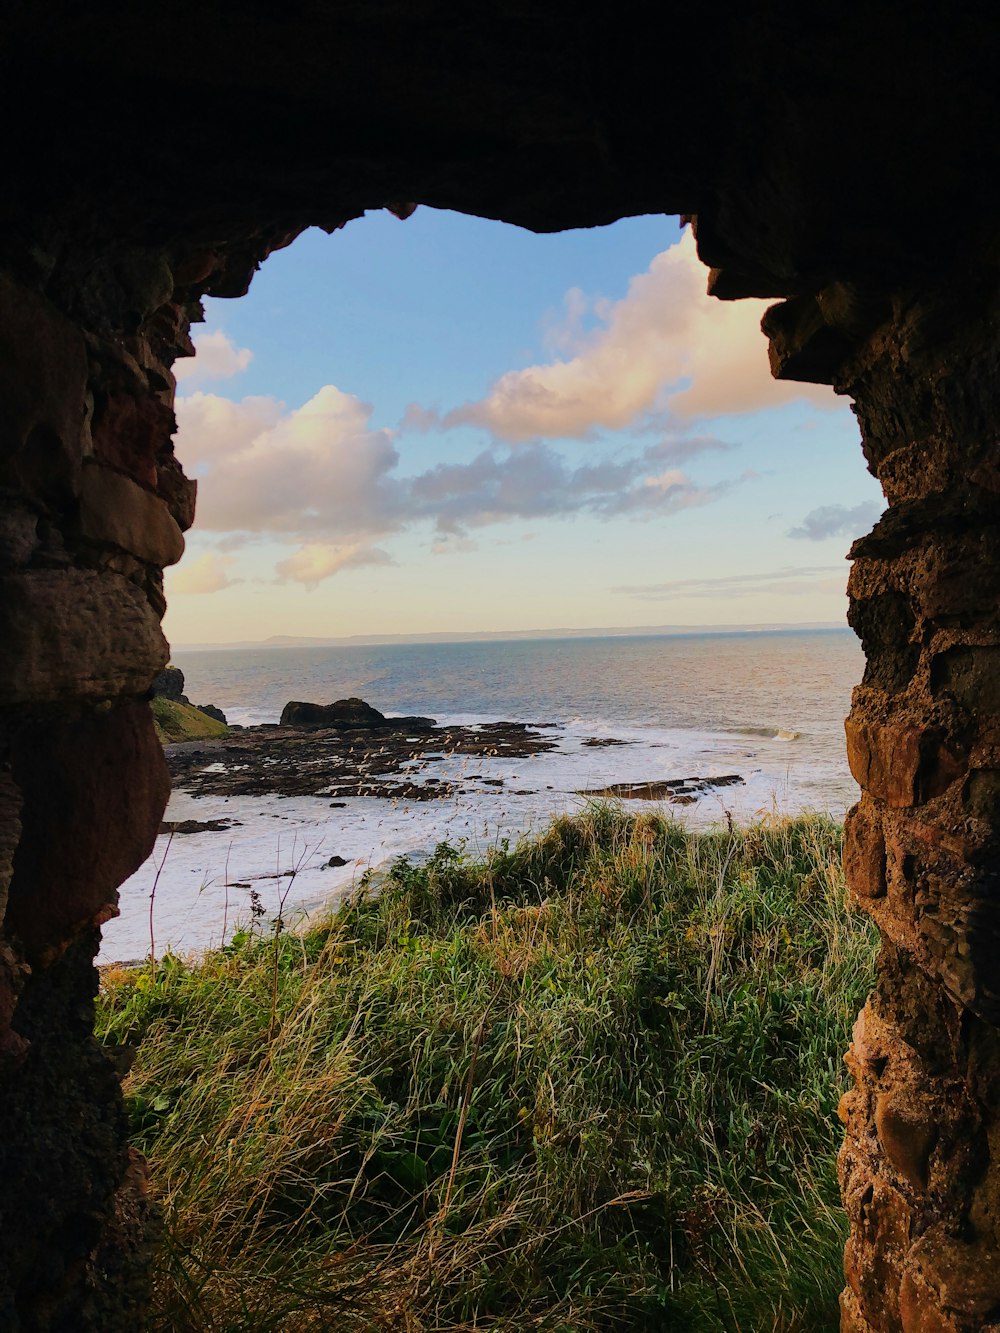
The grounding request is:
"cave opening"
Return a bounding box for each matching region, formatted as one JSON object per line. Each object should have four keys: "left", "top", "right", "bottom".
{"left": 113, "top": 206, "right": 873, "bottom": 971}
{"left": 3, "top": 7, "right": 1000, "bottom": 1329}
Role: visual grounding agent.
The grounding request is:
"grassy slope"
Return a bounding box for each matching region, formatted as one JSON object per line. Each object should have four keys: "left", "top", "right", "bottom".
{"left": 150, "top": 696, "right": 228, "bottom": 745}
{"left": 98, "top": 809, "right": 877, "bottom": 1332}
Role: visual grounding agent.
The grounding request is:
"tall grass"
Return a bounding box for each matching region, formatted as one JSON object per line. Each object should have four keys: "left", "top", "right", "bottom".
{"left": 98, "top": 808, "right": 877, "bottom": 1331}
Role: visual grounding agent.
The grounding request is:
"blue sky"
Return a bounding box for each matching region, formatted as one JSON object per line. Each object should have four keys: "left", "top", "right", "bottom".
{"left": 164, "top": 209, "right": 883, "bottom": 645}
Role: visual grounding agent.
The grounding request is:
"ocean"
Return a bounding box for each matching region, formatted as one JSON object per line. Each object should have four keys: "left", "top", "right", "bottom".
{"left": 103, "top": 629, "right": 863, "bottom": 961}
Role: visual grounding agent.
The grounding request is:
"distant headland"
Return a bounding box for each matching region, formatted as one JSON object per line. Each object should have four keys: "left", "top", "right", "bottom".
{"left": 173, "top": 621, "right": 848, "bottom": 652}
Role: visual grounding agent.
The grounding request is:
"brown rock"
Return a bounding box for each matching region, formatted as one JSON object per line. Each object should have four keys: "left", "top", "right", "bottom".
{"left": 0, "top": 274, "right": 87, "bottom": 501}
{"left": 845, "top": 719, "right": 964, "bottom": 808}
{"left": 840, "top": 1288, "right": 880, "bottom": 1333}
{"left": 4, "top": 700, "right": 169, "bottom": 964}
{"left": 899, "top": 1270, "right": 960, "bottom": 1333}
{"left": 963, "top": 769, "right": 1000, "bottom": 823}
{"left": 845, "top": 801, "right": 888, "bottom": 899}
{"left": 840, "top": 1143, "right": 912, "bottom": 1330}
{"left": 279, "top": 697, "right": 435, "bottom": 730}
{"left": 0, "top": 569, "right": 167, "bottom": 705}
{"left": 78, "top": 461, "right": 184, "bottom": 567}
{"left": 90, "top": 392, "right": 174, "bottom": 488}
{"left": 932, "top": 646, "right": 1000, "bottom": 716}
{"left": 762, "top": 292, "right": 853, "bottom": 384}
{"left": 0, "top": 942, "right": 30, "bottom": 1068}
{"left": 909, "top": 1227, "right": 1000, "bottom": 1321}
{"left": 0, "top": 771, "right": 22, "bottom": 923}
{"left": 874, "top": 1092, "right": 937, "bottom": 1191}
{"left": 155, "top": 452, "right": 197, "bottom": 531}
{"left": 0, "top": 505, "right": 40, "bottom": 569}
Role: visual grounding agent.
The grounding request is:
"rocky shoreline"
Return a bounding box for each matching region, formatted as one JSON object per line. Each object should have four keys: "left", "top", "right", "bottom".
{"left": 161, "top": 696, "right": 745, "bottom": 811}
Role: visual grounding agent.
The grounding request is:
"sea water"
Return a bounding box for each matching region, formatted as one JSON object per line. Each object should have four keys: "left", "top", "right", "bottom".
{"left": 103, "top": 629, "right": 863, "bottom": 961}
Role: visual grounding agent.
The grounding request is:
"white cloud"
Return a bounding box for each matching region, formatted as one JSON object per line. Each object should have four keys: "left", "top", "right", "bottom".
{"left": 175, "top": 331, "right": 253, "bottom": 385}
{"left": 614, "top": 565, "right": 846, "bottom": 601}
{"left": 175, "top": 386, "right": 402, "bottom": 539}
{"left": 408, "top": 230, "right": 833, "bottom": 443}
{"left": 169, "top": 552, "right": 241, "bottom": 594}
{"left": 275, "top": 543, "right": 393, "bottom": 589}
{"left": 788, "top": 502, "right": 883, "bottom": 541}
{"left": 173, "top": 386, "right": 743, "bottom": 586}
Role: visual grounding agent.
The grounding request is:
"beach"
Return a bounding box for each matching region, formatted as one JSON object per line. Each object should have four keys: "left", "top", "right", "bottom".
{"left": 103, "top": 629, "right": 863, "bottom": 960}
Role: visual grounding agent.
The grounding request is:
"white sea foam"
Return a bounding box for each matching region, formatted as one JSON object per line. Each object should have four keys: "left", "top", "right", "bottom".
{"left": 102, "top": 712, "right": 857, "bottom": 963}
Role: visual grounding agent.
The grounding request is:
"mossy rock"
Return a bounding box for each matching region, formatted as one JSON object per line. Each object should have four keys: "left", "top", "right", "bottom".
{"left": 150, "top": 697, "right": 229, "bottom": 745}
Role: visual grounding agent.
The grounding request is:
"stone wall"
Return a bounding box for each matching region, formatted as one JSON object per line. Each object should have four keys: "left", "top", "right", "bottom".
{"left": 841, "top": 305, "right": 1000, "bottom": 1333}
{"left": 751, "top": 272, "right": 1000, "bottom": 1332}
{"left": 0, "top": 271, "right": 184, "bottom": 1324}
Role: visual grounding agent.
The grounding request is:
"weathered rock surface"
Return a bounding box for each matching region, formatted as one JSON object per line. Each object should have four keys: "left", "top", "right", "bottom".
{"left": 151, "top": 664, "right": 186, "bottom": 702}
{"left": 159, "top": 818, "right": 240, "bottom": 835}
{"left": 577, "top": 775, "right": 743, "bottom": 802}
{"left": 1, "top": 7, "right": 1000, "bottom": 1328}
{"left": 5, "top": 701, "right": 169, "bottom": 964}
{"left": 151, "top": 666, "right": 227, "bottom": 730}
{"left": 165, "top": 718, "right": 559, "bottom": 802}
{"left": 78, "top": 462, "right": 184, "bottom": 568}
{"left": 0, "top": 569, "right": 167, "bottom": 705}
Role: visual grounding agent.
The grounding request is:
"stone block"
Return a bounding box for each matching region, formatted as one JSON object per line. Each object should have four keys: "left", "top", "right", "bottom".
{"left": 932, "top": 646, "right": 1000, "bottom": 717}
{"left": 0, "top": 273, "right": 87, "bottom": 481}
{"left": 840, "top": 1144, "right": 912, "bottom": 1330}
{"left": 0, "top": 942, "right": 29, "bottom": 1068}
{"left": 761, "top": 293, "right": 854, "bottom": 383}
{"left": 963, "top": 769, "right": 1000, "bottom": 823}
{"left": 909, "top": 1227, "right": 1000, "bottom": 1322}
{"left": 0, "top": 569, "right": 167, "bottom": 705}
{"left": 899, "top": 1269, "right": 960, "bottom": 1333}
{"left": 91, "top": 391, "right": 174, "bottom": 487}
{"left": 916, "top": 531, "right": 1000, "bottom": 620}
{"left": 845, "top": 801, "right": 888, "bottom": 899}
{"left": 78, "top": 462, "right": 185, "bottom": 567}
{"left": 846, "top": 718, "right": 963, "bottom": 808}
{"left": 874, "top": 1092, "right": 937, "bottom": 1191}
{"left": 155, "top": 453, "right": 197, "bottom": 531}
{"left": 4, "top": 700, "right": 169, "bottom": 964}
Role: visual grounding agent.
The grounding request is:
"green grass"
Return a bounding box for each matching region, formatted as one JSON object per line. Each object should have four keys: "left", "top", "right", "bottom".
{"left": 98, "top": 808, "right": 876, "bottom": 1332}
{"left": 150, "top": 697, "right": 229, "bottom": 745}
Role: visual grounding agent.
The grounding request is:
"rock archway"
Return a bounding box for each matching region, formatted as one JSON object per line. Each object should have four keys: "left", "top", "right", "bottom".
{"left": 3, "top": 6, "right": 1000, "bottom": 1328}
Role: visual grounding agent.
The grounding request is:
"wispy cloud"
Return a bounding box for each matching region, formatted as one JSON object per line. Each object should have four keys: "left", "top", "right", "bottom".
{"left": 403, "top": 230, "right": 835, "bottom": 444}
{"left": 614, "top": 565, "right": 847, "bottom": 601}
{"left": 275, "top": 543, "right": 393, "bottom": 589}
{"left": 788, "top": 502, "right": 882, "bottom": 541}
{"left": 174, "top": 388, "right": 743, "bottom": 586}
{"left": 170, "top": 552, "right": 242, "bottom": 594}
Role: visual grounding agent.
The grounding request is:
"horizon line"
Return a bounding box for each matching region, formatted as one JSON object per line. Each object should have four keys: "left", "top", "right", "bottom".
{"left": 171, "top": 619, "right": 851, "bottom": 653}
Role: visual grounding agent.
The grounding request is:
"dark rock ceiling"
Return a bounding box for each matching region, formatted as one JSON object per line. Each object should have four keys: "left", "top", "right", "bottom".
{"left": 2, "top": 4, "right": 999, "bottom": 314}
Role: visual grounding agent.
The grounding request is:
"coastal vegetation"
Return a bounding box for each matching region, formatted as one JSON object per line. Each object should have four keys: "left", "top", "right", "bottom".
{"left": 98, "top": 808, "right": 876, "bottom": 1331}
{"left": 150, "top": 695, "right": 229, "bottom": 746}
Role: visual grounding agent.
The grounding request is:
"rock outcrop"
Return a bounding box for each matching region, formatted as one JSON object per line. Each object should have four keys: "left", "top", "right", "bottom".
{"left": 279, "top": 697, "right": 434, "bottom": 730}
{"left": 150, "top": 665, "right": 186, "bottom": 703}
{"left": 151, "top": 665, "right": 228, "bottom": 735}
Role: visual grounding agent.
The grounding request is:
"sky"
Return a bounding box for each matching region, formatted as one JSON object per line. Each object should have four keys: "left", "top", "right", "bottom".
{"left": 164, "top": 209, "right": 884, "bottom": 646}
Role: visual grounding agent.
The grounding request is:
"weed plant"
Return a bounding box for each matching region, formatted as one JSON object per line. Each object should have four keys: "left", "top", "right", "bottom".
{"left": 98, "top": 808, "right": 877, "bottom": 1331}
